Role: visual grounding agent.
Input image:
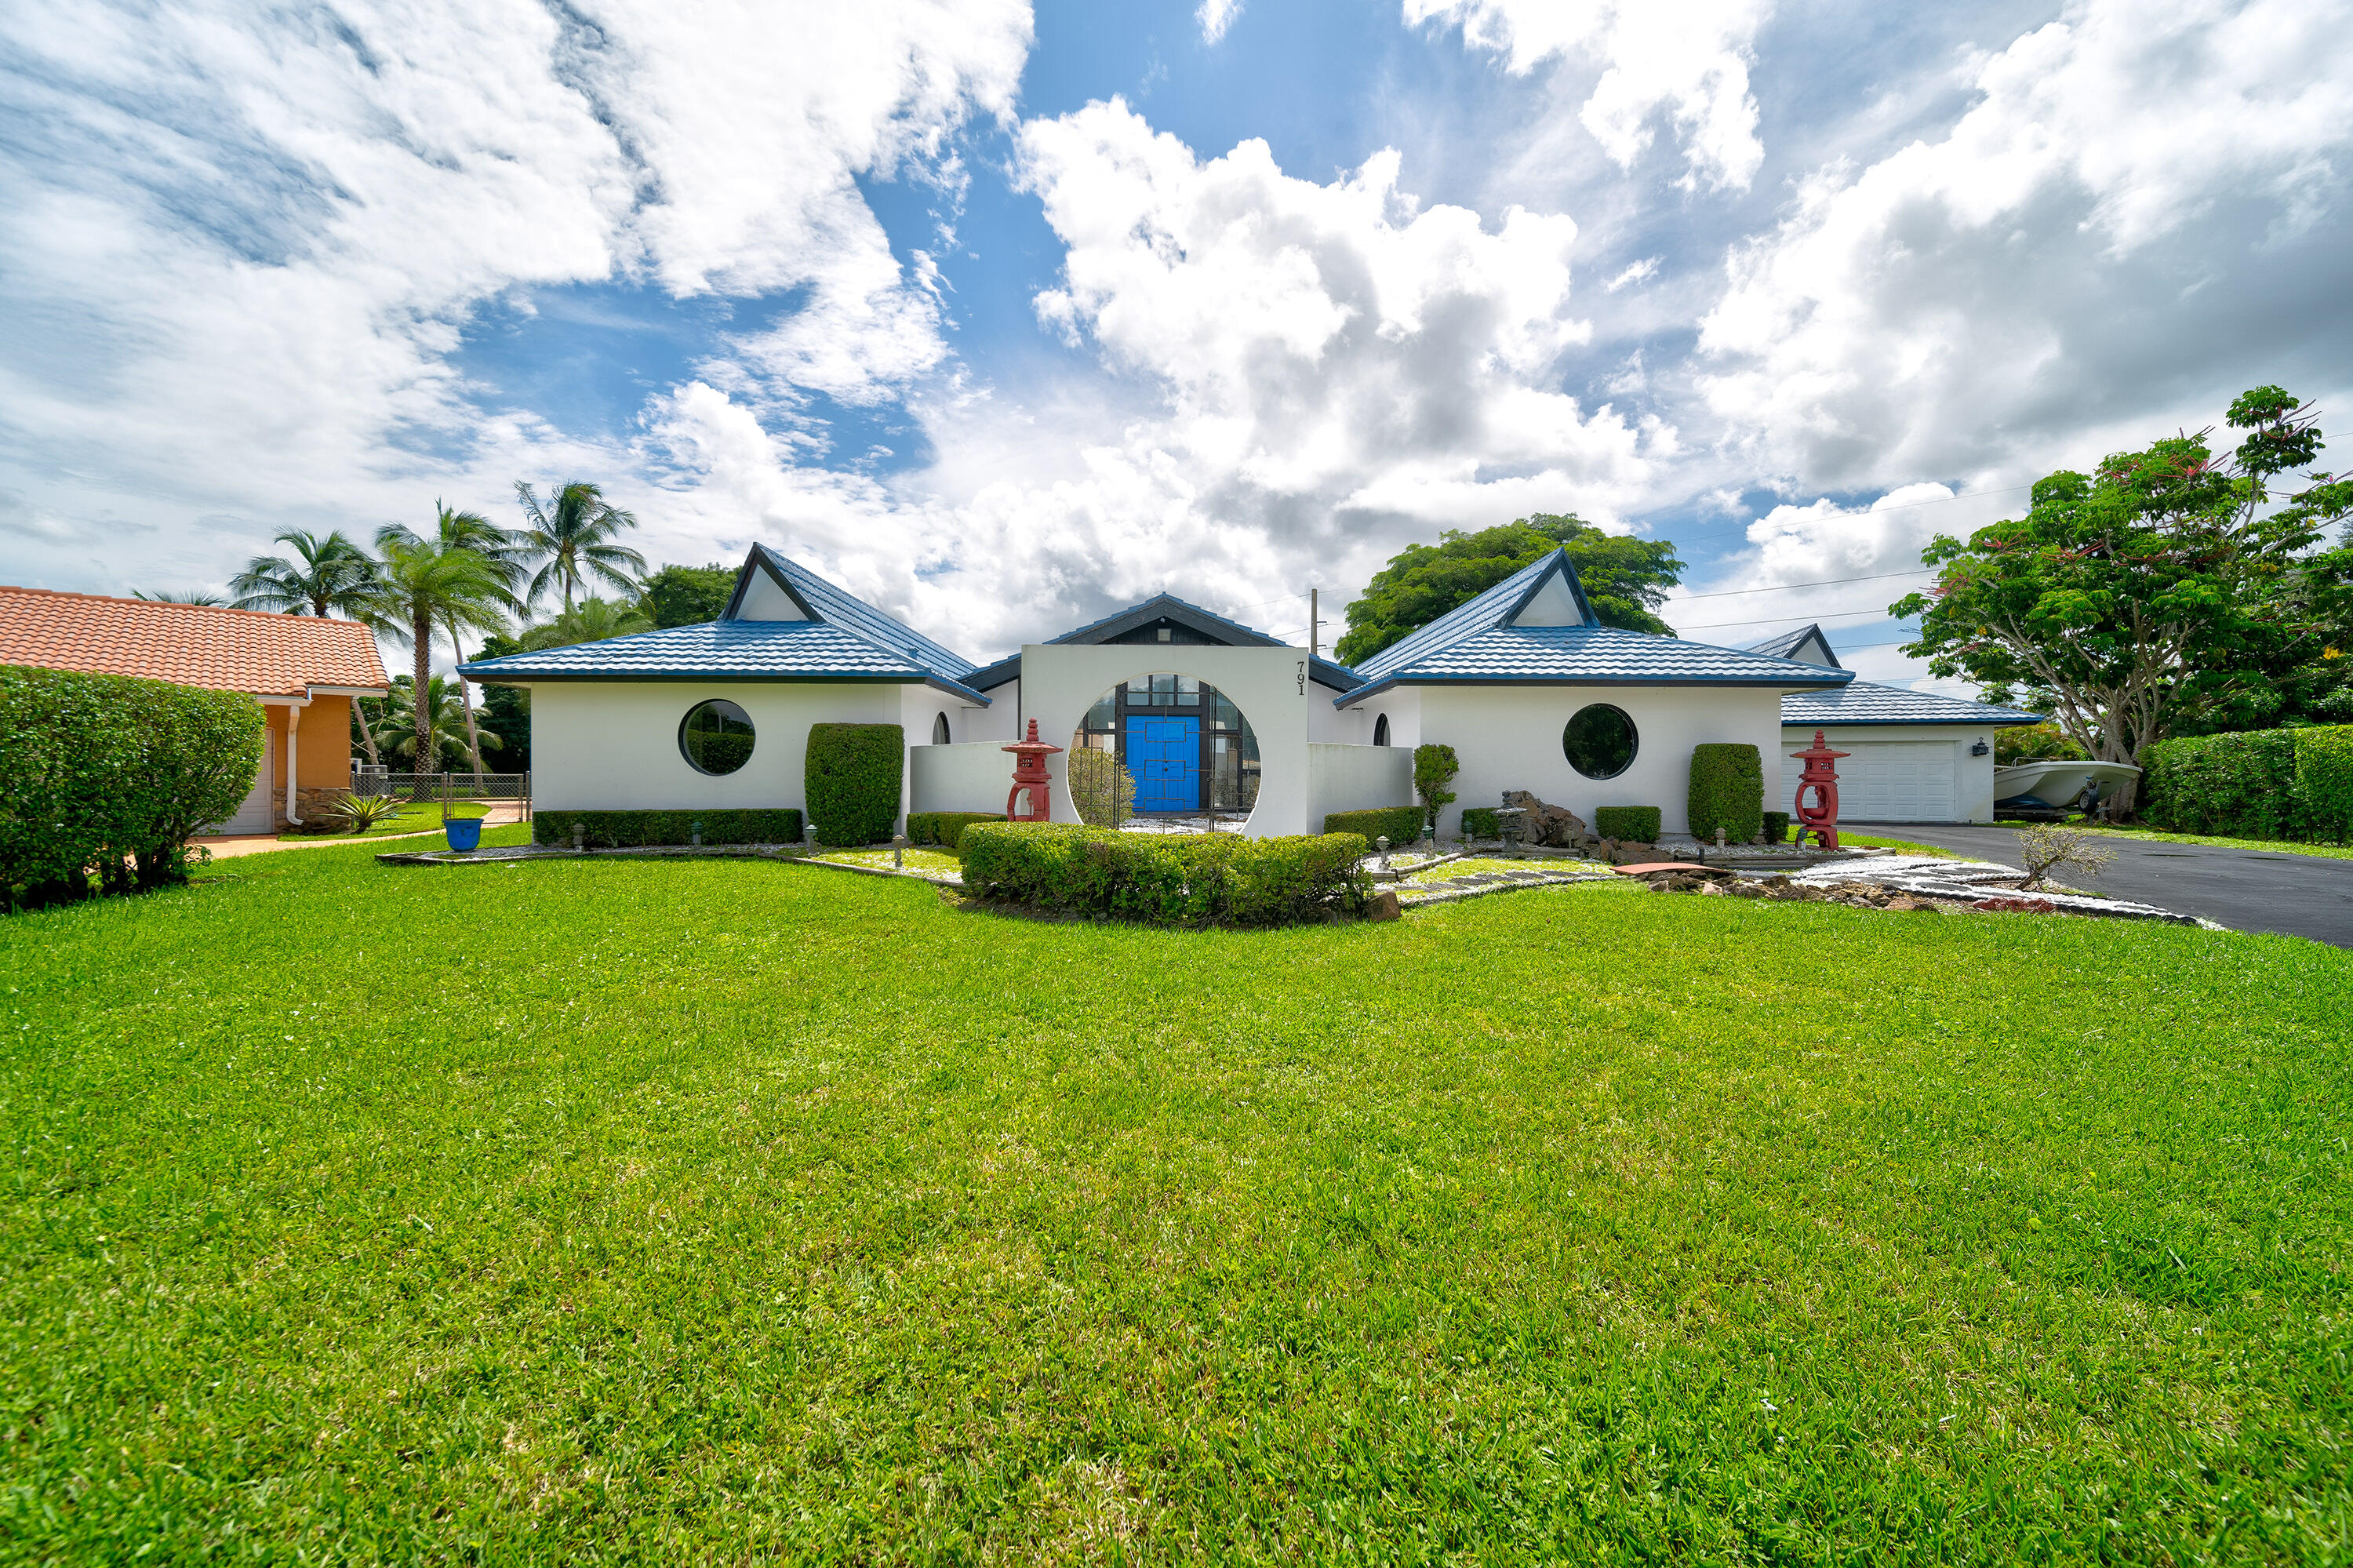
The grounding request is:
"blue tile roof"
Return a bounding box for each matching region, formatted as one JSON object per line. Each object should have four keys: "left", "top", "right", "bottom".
{"left": 1780, "top": 681, "right": 2043, "bottom": 726}
{"left": 965, "top": 591, "right": 1364, "bottom": 693}
{"left": 1344, "top": 549, "right": 1849, "bottom": 703}
{"left": 1743, "top": 623, "right": 1838, "bottom": 664}
{"left": 736, "top": 545, "right": 977, "bottom": 680}
{"left": 460, "top": 546, "right": 988, "bottom": 702}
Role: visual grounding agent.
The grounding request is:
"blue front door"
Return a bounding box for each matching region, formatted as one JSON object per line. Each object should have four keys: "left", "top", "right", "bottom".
{"left": 1126, "top": 715, "right": 1200, "bottom": 813}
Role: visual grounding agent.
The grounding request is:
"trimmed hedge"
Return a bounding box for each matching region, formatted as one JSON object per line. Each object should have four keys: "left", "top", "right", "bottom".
{"left": 1687, "top": 743, "right": 1764, "bottom": 845}
{"left": 2140, "top": 725, "right": 2353, "bottom": 842}
{"left": 1762, "top": 810, "right": 1791, "bottom": 846}
{"left": 533, "top": 809, "right": 803, "bottom": 849}
{"left": 1594, "top": 806, "right": 1661, "bottom": 842}
{"left": 959, "top": 824, "right": 1370, "bottom": 926}
{"left": 2301, "top": 727, "right": 2353, "bottom": 842}
{"left": 2, "top": 664, "right": 265, "bottom": 905}
{"left": 1460, "top": 806, "right": 1501, "bottom": 840}
{"left": 1324, "top": 806, "right": 1427, "bottom": 846}
{"left": 907, "top": 811, "right": 1005, "bottom": 851}
{"left": 805, "top": 723, "right": 903, "bottom": 847}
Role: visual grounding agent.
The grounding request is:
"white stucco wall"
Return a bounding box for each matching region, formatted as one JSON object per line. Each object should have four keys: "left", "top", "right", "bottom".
{"left": 910, "top": 741, "right": 1016, "bottom": 816}
{"left": 1420, "top": 685, "right": 1785, "bottom": 837}
{"left": 1777, "top": 723, "right": 1999, "bottom": 823}
{"left": 1306, "top": 743, "right": 1416, "bottom": 830}
{"left": 1307, "top": 686, "right": 1366, "bottom": 743}
{"left": 529, "top": 680, "right": 907, "bottom": 814}
{"left": 1335, "top": 687, "right": 1422, "bottom": 751}
{"left": 961, "top": 680, "right": 1020, "bottom": 743}
{"left": 1013, "top": 643, "right": 1316, "bottom": 835}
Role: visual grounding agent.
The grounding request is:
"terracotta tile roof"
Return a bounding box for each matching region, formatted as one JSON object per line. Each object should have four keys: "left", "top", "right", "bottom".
{"left": 0, "top": 586, "right": 388, "bottom": 697}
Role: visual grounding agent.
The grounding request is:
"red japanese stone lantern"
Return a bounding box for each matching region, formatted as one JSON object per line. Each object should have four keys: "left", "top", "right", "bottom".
{"left": 1003, "top": 719, "right": 1064, "bottom": 823}
{"left": 1791, "top": 729, "right": 1849, "bottom": 849}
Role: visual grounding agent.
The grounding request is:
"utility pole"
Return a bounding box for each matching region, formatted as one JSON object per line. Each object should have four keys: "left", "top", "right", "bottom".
{"left": 1308, "top": 588, "right": 1319, "bottom": 661}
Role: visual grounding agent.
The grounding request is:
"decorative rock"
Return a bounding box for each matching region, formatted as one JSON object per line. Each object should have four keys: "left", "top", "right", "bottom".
{"left": 1501, "top": 790, "right": 1589, "bottom": 848}
{"left": 1367, "top": 890, "right": 1402, "bottom": 921}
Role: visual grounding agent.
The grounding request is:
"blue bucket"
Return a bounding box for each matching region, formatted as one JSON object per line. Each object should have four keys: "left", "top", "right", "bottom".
{"left": 444, "top": 817, "right": 483, "bottom": 853}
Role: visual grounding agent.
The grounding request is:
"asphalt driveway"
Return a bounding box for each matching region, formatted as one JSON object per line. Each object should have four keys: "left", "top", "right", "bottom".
{"left": 1849, "top": 823, "right": 2353, "bottom": 947}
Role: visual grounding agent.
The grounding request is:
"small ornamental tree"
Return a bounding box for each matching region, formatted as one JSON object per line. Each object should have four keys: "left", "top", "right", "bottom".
{"left": 1892, "top": 387, "right": 2353, "bottom": 813}
{"left": 1412, "top": 743, "right": 1459, "bottom": 834}
{"left": 1067, "top": 747, "right": 1136, "bottom": 828}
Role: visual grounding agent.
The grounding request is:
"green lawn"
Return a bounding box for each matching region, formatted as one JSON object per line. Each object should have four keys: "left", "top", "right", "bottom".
{"left": 2084, "top": 825, "right": 2353, "bottom": 861}
{"left": 4, "top": 838, "right": 2349, "bottom": 1562}
{"left": 1832, "top": 831, "right": 1961, "bottom": 858}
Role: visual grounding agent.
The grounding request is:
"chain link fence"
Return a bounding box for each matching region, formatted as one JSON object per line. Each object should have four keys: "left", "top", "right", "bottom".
{"left": 351, "top": 767, "right": 531, "bottom": 815}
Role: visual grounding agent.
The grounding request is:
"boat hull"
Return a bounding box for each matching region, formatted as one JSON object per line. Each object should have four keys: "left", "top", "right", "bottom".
{"left": 1993, "top": 759, "right": 2142, "bottom": 809}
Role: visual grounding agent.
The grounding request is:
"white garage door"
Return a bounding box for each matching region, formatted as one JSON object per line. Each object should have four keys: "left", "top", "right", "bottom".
{"left": 206, "top": 733, "right": 275, "bottom": 835}
{"left": 1782, "top": 740, "right": 1958, "bottom": 823}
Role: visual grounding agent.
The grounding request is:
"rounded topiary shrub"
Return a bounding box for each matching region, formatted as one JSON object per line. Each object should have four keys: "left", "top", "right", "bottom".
{"left": 804, "top": 723, "right": 903, "bottom": 847}
{"left": 1687, "top": 743, "right": 1764, "bottom": 844}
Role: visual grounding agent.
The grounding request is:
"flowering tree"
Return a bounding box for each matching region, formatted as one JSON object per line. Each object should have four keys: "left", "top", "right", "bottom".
{"left": 1892, "top": 387, "right": 2353, "bottom": 812}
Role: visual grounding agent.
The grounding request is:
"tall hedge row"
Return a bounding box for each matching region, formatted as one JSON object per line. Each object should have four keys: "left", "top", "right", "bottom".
{"left": 1686, "top": 743, "right": 1764, "bottom": 844}
{"left": 804, "top": 723, "right": 903, "bottom": 847}
{"left": 533, "top": 809, "right": 802, "bottom": 849}
{"left": 1, "top": 664, "right": 265, "bottom": 904}
{"left": 2140, "top": 725, "right": 2353, "bottom": 842}
{"left": 960, "top": 824, "right": 1369, "bottom": 926}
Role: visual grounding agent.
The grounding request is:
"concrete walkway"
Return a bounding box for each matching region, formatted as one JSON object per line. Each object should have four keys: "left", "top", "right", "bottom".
{"left": 1849, "top": 822, "right": 2353, "bottom": 947}
{"left": 194, "top": 805, "right": 526, "bottom": 860}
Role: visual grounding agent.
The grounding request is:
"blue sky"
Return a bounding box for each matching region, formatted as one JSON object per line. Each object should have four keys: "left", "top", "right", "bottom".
{"left": 5, "top": 0, "right": 2351, "bottom": 686}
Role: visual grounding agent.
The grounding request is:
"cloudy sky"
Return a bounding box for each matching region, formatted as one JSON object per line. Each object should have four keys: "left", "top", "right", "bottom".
{"left": 5, "top": 0, "right": 2350, "bottom": 689}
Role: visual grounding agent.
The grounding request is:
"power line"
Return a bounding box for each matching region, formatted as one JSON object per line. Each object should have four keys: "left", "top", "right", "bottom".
{"left": 1667, "top": 567, "right": 1934, "bottom": 602}
{"left": 1674, "top": 605, "right": 1915, "bottom": 632}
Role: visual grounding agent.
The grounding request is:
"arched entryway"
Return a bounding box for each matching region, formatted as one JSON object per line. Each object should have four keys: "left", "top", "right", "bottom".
{"left": 1072, "top": 673, "right": 1260, "bottom": 818}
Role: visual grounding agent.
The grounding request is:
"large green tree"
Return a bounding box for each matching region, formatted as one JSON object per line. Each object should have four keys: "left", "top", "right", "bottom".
{"left": 1890, "top": 387, "right": 2353, "bottom": 811}
{"left": 380, "top": 504, "right": 521, "bottom": 776}
{"left": 520, "top": 598, "right": 654, "bottom": 650}
{"left": 638, "top": 563, "right": 736, "bottom": 628}
{"left": 1335, "top": 515, "right": 1683, "bottom": 668}
{"left": 366, "top": 527, "right": 512, "bottom": 778}
{"left": 229, "top": 529, "right": 378, "bottom": 617}
{"left": 514, "top": 481, "right": 647, "bottom": 612}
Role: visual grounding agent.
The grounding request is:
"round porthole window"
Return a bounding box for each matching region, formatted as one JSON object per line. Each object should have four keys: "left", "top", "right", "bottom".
{"left": 1562, "top": 703, "right": 1637, "bottom": 780}
{"left": 678, "top": 699, "right": 755, "bottom": 776}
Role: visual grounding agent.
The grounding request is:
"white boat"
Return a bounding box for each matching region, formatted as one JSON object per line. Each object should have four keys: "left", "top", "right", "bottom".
{"left": 1992, "top": 759, "right": 2142, "bottom": 809}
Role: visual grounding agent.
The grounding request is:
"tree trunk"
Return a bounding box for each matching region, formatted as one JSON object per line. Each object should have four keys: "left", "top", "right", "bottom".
{"left": 448, "top": 616, "right": 487, "bottom": 779}
{"left": 413, "top": 610, "right": 434, "bottom": 788}
{"left": 354, "top": 699, "right": 383, "bottom": 767}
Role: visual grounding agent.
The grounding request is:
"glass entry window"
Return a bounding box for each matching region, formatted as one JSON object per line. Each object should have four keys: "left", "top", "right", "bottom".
{"left": 1073, "top": 675, "right": 1259, "bottom": 815}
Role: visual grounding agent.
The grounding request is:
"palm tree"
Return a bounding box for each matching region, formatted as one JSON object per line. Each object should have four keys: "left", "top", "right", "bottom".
{"left": 365, "top": 526, "right": 511, "bottom": 784}
{"left": 388, "top": 502, "right": 526, "bottom": 777}
{"left": 132, "top": 588, "right": 225, "bottom": 604}
{"left": 514, "top": 481, "right": 647, "bottom": 613}
{"left": 519, "top": 597, "right": 654, "bottom": 650}
{"left": 370, "top": 676, "right": 500, "bottom": 771}
{"left": 229, "top": 529, "right": 379, "bottom": 617}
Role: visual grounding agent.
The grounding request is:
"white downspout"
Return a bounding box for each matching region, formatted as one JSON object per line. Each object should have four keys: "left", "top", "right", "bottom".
{"left": 284, "top": 700, "right": 304, "bottom": 826}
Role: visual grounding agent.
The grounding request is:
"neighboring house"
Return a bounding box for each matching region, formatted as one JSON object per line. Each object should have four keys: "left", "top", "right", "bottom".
{"left": 1746, "top": 624, "right": 2044, "bottom": 823}
{"left": 0, "top": 586, "right": 387, "bottom": 834}
{"left": 463, "top": 544, "right": 1853, "bottom": 839}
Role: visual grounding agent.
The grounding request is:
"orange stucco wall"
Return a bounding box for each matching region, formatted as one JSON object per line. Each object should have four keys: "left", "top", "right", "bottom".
{"left": 261, "top": 696, "right": 354, "bottom": 790}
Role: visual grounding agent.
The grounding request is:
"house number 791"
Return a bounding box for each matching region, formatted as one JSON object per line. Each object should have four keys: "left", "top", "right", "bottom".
{"left": 1296, "top": 660, "right": 1305, "bottom": 696}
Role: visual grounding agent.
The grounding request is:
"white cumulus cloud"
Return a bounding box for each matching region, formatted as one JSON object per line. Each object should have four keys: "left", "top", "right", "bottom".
{"left": 1696, "top": 0, "right": 2353, "bottom": 491}
{"left": 1406, "top": 0, "right": 1769, "bottom": 191}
